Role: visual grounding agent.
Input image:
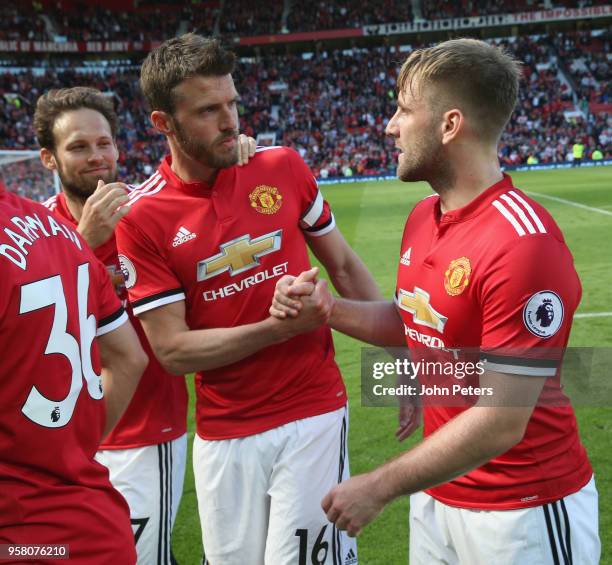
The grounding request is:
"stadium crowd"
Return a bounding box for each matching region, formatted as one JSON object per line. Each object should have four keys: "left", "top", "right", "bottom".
{"left": 3, "top": 0, "right": 609, "bottom": 41}
{"left": 557, "top": 29, "right": 611, "bottom": 105}
{"left": 1, "top": 32, "right": 610, "bottom": 199}
{"left": 286, "top": 0, "right": 414, "bottom": 32}
{"left": 421, "top": 0, "right": 607, "bottom": 19}
{"left": 0, "top": 6, "right": 47, "bottom": 41}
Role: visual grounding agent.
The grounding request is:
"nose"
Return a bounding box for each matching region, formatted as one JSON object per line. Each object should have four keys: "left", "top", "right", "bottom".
{"left": 219, "top": 104, "right": 238, "bottom": 133}
{"left": 87, "top": 148, "right": 105, "bottom": 165}
{"left": 385, "top": 111, "right": 399, "bottom": 137}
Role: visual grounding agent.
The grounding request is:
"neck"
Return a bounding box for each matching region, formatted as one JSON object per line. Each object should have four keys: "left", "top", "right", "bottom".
{"left": 436, "top": 144, "right": 503, "bottom": 213}
{"left": 169, "top": 139, "right": 218, "bottom": 185}
{"left": 62, "top": 190, "right": 88, "bottom": 221}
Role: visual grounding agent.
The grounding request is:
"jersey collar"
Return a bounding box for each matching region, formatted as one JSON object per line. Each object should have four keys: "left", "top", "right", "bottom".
{"left": 159, "top": 155, "right": 217, "bottom": 195}
{"left": 437, "top": 173, "right": 515, "bottom": 224}
{"left": 53, "top": 192, "right": 77, "bottom": 223}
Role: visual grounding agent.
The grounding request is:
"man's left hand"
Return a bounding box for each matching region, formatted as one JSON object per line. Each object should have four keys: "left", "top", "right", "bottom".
{"left": 237, "top": 134, "right": 257, "bottom": 166}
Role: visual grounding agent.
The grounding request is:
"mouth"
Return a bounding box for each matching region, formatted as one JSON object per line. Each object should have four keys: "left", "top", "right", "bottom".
{"left": 219, "top": 137, "right": 237, "bottom": 149}
{"left": 83, "top": 167, "right": 110, "bottom": 174}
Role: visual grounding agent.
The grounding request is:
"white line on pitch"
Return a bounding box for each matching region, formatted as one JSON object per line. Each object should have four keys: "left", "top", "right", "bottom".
{"left": 574, "top": 312, "right": 612, "bottom": 319}
{"left": 526, "top": 191, "right": 612, "bottom": 217}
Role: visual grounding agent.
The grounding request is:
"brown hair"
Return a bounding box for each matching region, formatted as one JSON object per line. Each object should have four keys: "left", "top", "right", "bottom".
{"left": 397, "top": 38, "right": 522, "bottom": 140}
{"left": 34, "top": 87, "right": 118, "bottom": 151}
{"left": 140, "top": 33, "right": 236, "bottom": 115}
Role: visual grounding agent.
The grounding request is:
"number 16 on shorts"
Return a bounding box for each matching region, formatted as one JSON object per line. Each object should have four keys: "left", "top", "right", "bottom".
{"left": 295, "top": 525, "right": 358, "bottom": 565}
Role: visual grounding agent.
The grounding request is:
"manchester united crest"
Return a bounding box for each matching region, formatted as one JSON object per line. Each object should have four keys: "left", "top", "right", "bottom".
{"left": 444, "top": 256, "right": 471, "bottom": 296}
{"left": 249, "top": 185, "right": 282, "bottom": 215}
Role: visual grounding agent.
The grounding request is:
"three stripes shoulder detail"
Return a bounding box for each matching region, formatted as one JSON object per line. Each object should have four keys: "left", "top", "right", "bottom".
{"left": 42, "top": 195, "right": 57, "bottom": 211}
{"left": 492, "top": 190, "right": 547, "bottom": 237}
{"left": 127, "top": 172, "right": 167, "bottom": 206}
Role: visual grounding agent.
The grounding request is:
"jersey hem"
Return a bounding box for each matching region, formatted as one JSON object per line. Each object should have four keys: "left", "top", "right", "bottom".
{"left": 195, "top": 398, "right": 347, "bottom": 440}
{"left": 99, "top": 428, "right": 187, "bottom": 450}
{"left": 426, "top": 470, "right": 593, "bottom": 510}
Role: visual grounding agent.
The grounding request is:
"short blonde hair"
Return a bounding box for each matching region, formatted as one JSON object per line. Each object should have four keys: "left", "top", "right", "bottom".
{"left": 398, "top": 38, "right": 522, "bottom": 141}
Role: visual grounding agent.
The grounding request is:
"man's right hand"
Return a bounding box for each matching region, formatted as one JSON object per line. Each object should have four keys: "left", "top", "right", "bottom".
{"left": 269, "top": 267, "right": 319, "bottom": 319}
{"left": 78, "top": 180, "right": 131, "bottom": 249}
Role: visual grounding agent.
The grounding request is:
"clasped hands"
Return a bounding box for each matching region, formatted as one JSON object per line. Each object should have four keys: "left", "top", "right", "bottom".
{"left": 268, "top": 267, "right": 335, "bottom": 335}
{"left": 269, "top": 268, "right": 389, "bottom": 537}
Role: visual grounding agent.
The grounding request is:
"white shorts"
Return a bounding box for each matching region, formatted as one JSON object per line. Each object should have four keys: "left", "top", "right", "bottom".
{"left": 409, "top": 475, "right": 600, "bottom": 565}
{"left": 193, "top": 406, "right": 358, "bottom": 565}
{"left": 95, "top": 433, "right": 188, "bottom": 565}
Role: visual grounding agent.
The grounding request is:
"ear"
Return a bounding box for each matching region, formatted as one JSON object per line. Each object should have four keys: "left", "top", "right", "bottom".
{"left": 40, "top": 148, "right": 57, "bottom": 171}
{"left": 151, "top": 111, "right": 174, "bottom": 136}
{"left": 441, "top": 109, "right": 463, "bottom": 145}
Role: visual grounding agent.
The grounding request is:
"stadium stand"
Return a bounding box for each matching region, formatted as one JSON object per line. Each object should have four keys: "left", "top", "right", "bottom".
{"left": 0, "top": 1, "right": 610, "bottom": 199}
{"left": 49, "top": 5, "right": 188, "bottom": 42}
{"left": 0, "top": 6, "right": 47, "bottom": 41}
{"left": 286, "top": 0, "right": 414, "bottom": 32}
{"left": 421, "top": 0, "right": 608, "bottom": 19}
{"left": 558, "top": 29, "right": 611, "bottom": 106}
{"left": 218, "top": 0, "right": 283, "bottom": 36}
{"left": 3, "top": 0, "right": 609, "bottom": 41}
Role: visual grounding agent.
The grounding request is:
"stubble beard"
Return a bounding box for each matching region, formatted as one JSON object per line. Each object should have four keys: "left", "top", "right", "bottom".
{"left": 397, "top": 134, "right": 454, "bottom": 193}
{"left": 55, "top": 156, "right": 117, "bottom": 201}
{"left": 174, "top": 120, "right": 239, "bottom": 170}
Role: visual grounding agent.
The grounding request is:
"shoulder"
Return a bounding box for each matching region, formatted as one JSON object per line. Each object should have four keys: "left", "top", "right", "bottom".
{"left": 42, "top": 193, "right": 59, "bottom": 211}
{"left": 125, "top": 171, "right": 169, "bottom": 212}
{"left": 248, "top": 146, "right": 307, "bottom": 171}
{"left": 487, "top": 186, "right": 564, "bottom": 244}
{"left": 408, "top": 193, "right": 439, "bottom": 221}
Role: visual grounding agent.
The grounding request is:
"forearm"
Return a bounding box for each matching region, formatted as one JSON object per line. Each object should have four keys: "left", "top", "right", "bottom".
{"left": 101, "top": 366, "right": 142, "bottom": 437}
{"left": 330, "top": 298, "right": 405, "bottom": 346}
{"left": 329, "top": 253, "right": 383, "bottom": 301}
{"left": 159, "top": 317, "right": 289, "bottom": 374}
{"left": 372, "top": 406, "right": 524, "bottom": 503}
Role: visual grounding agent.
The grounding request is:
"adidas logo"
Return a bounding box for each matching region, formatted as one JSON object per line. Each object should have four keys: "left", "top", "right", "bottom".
{"left": 344, "top": 548, "right": 358, "bottom": 564}
{"left": 400, "top": 247, "right": 411, "bottom": 266}
{"left": 172, "top": 226, "right": 197, "bottom": 247}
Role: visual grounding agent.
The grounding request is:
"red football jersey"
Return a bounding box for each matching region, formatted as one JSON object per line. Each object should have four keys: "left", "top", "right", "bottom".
{"left": 115, "top": 148, "right": 346, "bottom": 440}
{"left": 396, "top": 173, "right": 591, "bottom": 509}
{"left": 0, "top": 183, "right": 136, "bottom": 563}
{"left": 43, "top": 192, "right": 188, "bottom": 449}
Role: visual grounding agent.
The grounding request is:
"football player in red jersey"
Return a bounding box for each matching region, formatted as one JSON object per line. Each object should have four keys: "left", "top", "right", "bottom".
{"left": 0, "top": 179, "right": 147, "bottom": 564}
{"left": 34, "top": 86, "right": 256, "bottom": 565}
{"left": 272, "top": 39, "right": 600, "bottom": 564}
{"left": 115, "top": 33, "right": 381, "bottom": 565}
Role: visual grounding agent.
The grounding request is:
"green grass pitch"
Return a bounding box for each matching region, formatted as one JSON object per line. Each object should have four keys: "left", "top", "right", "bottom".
{"left": 172, "top": 166, "right": 612, "bottom": 564}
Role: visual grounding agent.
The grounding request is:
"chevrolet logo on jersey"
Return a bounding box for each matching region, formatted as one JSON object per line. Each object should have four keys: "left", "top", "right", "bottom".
{"left": 197, "top": 230, "right": 283, "bottom": 281}
{"left": 398, "top": 287, "right": 448, "bottom": 333}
